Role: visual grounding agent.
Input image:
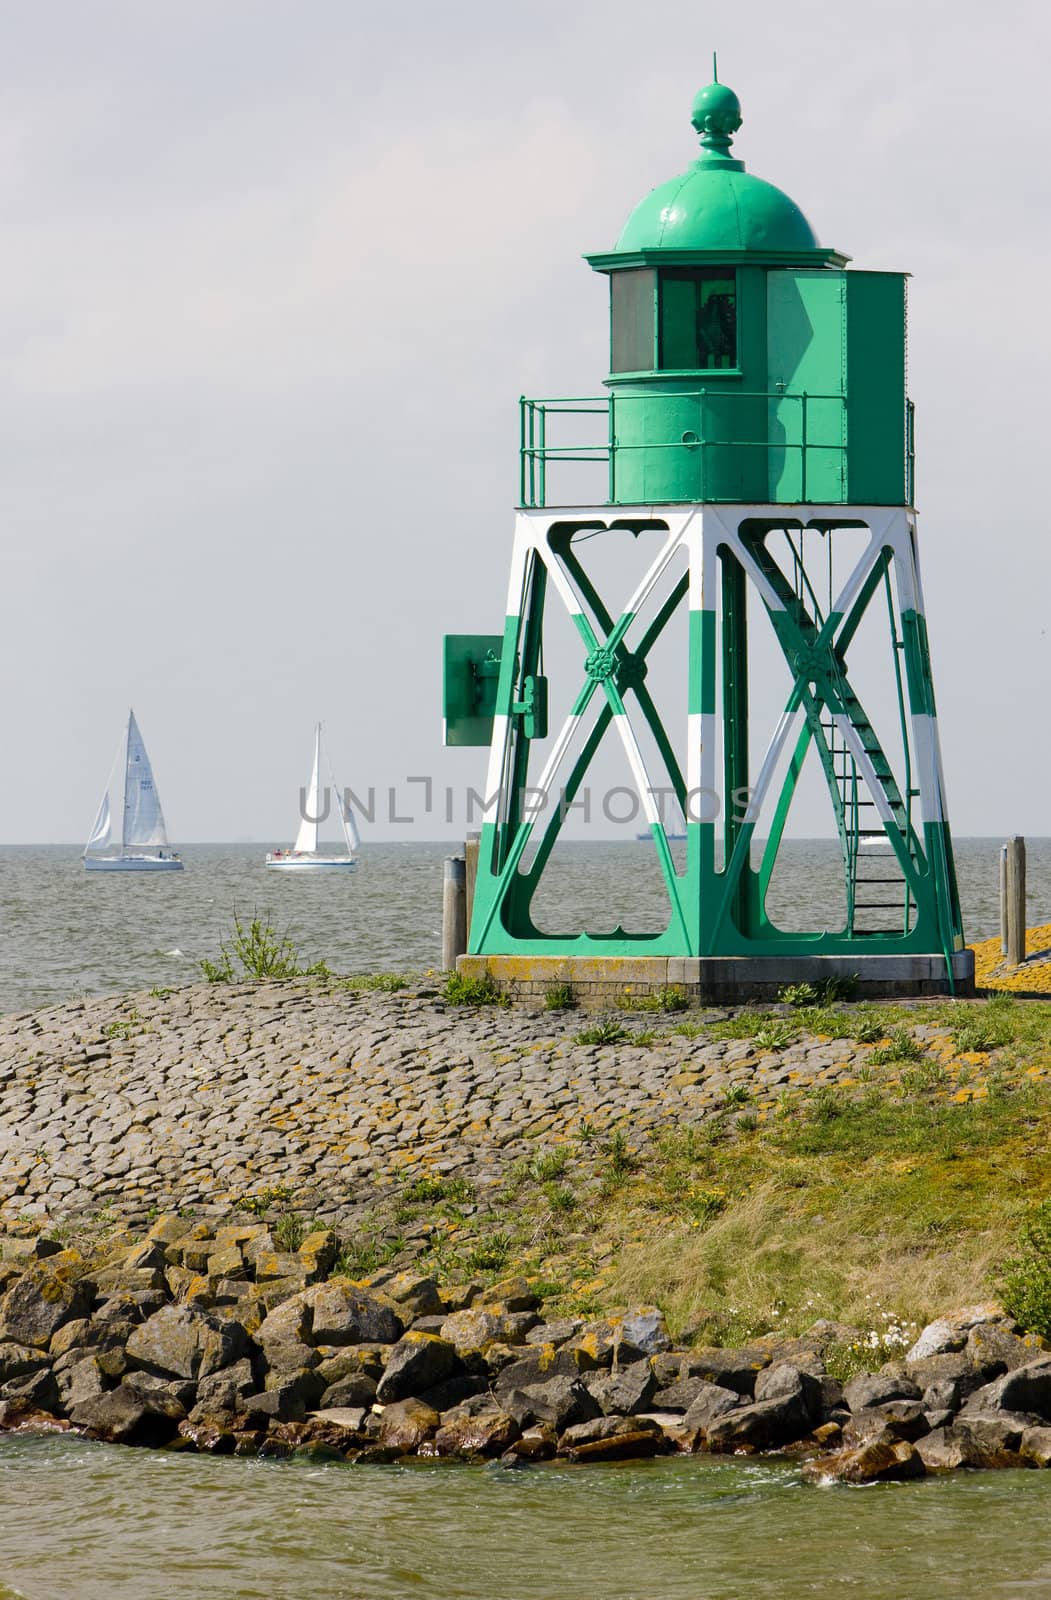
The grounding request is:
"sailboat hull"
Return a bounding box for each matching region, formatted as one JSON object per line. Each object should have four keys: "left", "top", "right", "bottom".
{"left": 84, "top": 855, "right": 184, "bottom": 872}
{"left": 265, "top": 855, "right": 357, "bottom": 871}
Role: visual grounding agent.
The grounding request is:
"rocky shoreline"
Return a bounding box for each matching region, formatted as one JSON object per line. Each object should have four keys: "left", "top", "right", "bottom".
{"left": 1, "top": 1218, "right": 1050, "bottom": 1481}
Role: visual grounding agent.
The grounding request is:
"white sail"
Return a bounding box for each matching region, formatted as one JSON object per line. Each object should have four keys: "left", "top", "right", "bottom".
{"left": 84, "top": 793, "right": 112, "bottom": 855}
{"left": 338, "top": 789, "right": 361, "bottom": 855}
{"left": 293, "top": 724, "right": 321, "bottom": 854}
{"left": 123, "top": 709, "right": 169, "bottom": 848}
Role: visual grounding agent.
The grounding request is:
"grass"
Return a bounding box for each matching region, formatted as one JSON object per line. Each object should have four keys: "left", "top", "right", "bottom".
{"left": 441, "top": 972, "right": 508, "bottom": 1006}
{"left": 574, "top": 1020, "right": 632, "bottom": 1046}
{"left": 868, "top": 1027, "right": 925, "bottom": 1065}
{"left": 341, "top": 973, "right": 412, "bottom": 993}
{"left": 616, "top": 985, "right": 689, "bottom": 1014}
{"left": 544, "top": 982, "right": 576, "bottom": 1011}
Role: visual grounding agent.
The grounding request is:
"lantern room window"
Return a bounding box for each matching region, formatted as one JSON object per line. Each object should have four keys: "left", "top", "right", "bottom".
{"left": 610, "top": 269, "right": 656, "bottom": 373}
{"left": 658, "top": 268, "right": 737, "bottom": 369}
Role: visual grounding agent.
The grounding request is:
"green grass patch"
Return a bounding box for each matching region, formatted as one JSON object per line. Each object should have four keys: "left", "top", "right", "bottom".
{"left": 441, "top": 971, "right": 508, "bottom": 1006}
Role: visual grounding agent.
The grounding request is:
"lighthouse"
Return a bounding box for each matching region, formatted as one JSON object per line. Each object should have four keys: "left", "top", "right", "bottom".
{"left": 444, "top": 70, "right": 971, "bottom": 1002}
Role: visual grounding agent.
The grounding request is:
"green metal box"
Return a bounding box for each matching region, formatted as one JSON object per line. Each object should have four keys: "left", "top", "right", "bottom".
{"left": 443, "top": 634, "right": 503, "bottom": 747}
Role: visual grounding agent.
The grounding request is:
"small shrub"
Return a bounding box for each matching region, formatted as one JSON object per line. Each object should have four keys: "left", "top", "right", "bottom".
{"left": 1002, "top": 1200, "right": 1051, "bottom": 1339}
{"left": 200, "top": 914, "right": 328, "bottom": 983}
{"left": 779, "top": 982, "right": 819, "bottom": 1009}
{"left": 605, "top": 1128, "right": 636, "bottom": 1180}
{"left": 617, "top": 985, "right": 689, "bottom": 1014}
{"left": 543, "top": 1182, "right": 577, "bottom": 1214}
{"left": 899, "top": 1059, "right": 950, "bottom": 1095}
{"left": 686, "top": 1186, "right": 728, "bottom": 1224}
{"left": 575, "top": 1119, "right": 598, "bottom": 1144}
{"left": 853, "top": 1016, "right": 887, "bottom": 1045}
{"left": 753, "top": 1021, "right": 796, "bottom": 1052}
{"left": 463, "top": 1231, "right": 512, "bottom": 1273}
{"left": 952, "top": 1018, "right": 1007, "bottom": 1055}
{"left": 274, "top": 1212, "right": 306, "bottom": 1251}
{"left": 868, "top": 1028, "right": 924, "bottom": 1065}
{"left": 574, "top": 1020, "right": 631, "bottom": 1046}
{"left": 736, "top": 1111, "right": 759, "bottom": 1132}
{"left": 630, "top": 1029, "right": 658, "bottom": 1047}
{"left": 334, "top": 1235, "right": 404, "bottom": 1278}
{"left": 544, "top": 982, "right": 576, "bottom": 1011}
{"left": 722, "top": 1084, "right": 750, "bottom": 1107}
{"left": 818, "top": 974, "right": 859, "bottom": 1004}
{"left": 442, "top": 971, "right": 508, "bottom": 1006}
{"left": 404, "top": 1175, "right": 474, "bottom": 1206}
{"left": 809, "top": 1085, "right": 844, "bottom": 1122}
{"left": 528, "top": 1147, "right": 570, "bottom": 1183}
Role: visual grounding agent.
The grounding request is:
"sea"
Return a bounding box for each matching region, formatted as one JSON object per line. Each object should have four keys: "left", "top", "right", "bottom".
{"left": 0, "top": 838, "right": 1046, "bottom": 1014}
{"left": 1, "top": 837, "right": 1050, "bottom": 1597}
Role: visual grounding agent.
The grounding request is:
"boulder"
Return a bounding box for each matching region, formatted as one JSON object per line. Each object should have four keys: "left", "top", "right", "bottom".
{"left": 803, "top": 1433, "right": 925, "bottom": 1484}
{"left": 122, "top": 1371, "right": 193, "bottom": 1415}
{"left": 440, "top": 1309, "right": 507, "bottom": 1353}
{"left": 962, "top": 1360, "right": 1051, "bottom": 1422}
{"left": 126, "top": 1305, "right": 246, "bottom": 1382}
{"left": 525, "top": 1318, "right": 583, "bottom": 1348}
{"left": 416, "top": 1374, "right": 488, "bottom": 1412}
{"left": 70, "top": 1379, "right": 183, "bottom": 1446}
{"left": 682, "top": 1382, "right": 742, "bottom": 1435}
{"left": 618, "top": 1308, "right": 671, "bottom": 1358}
{"left": 922, "top": 1377, "right": 963, "bottom": 1414}
{"left": 755, "top": 1363, "right": 822, "bottom": 1423}
{"left": 493, "top": 1347, "right": 582, "bottom": 1396}
{"left": 255, "top": 1296, "right": 312, "bottom": 1347}
{"left": 377, "top": 1398, "right": 439, "bottom": 1453}
{"left": 306, "top": 1282, "right": 402, "bottom": 1347}
{"left": 501, "top": 1376, "right": 601, "bottom": 1431}
{"left": 381, "top": 1273, "right": 443, "bottom": 1320}
{"left": 682, "top": 1347, "right": 770, "bottom": 1397}
{"left": 843, "top": 1372, "right": 921, "bottom": 1412}
{"left": 1021, "top": 1426, "right": 1051, "bottom": 1467}
{"left": 653, "top": 1377, "right": 712, "bottom": 1413}
{"left": 906, "top": 1318, "right": 969, "bottom": 1362}
{"left": 585, "top": 1363, "right": 656, "bottom": 1417}
{"left": 376, "top": 1334, "right": 457, "bottom": 1404}
{"left": 59, "top": 1355, "right": 109, "bottom": 1409}
{"left": 260, "top": 1340, "right": 320, "bottom": 1377}
{"left": 558, "top": 1414, "right": 666, "bottom": 1461}
{"left": 0, "top": 1367, "right": 60, "bottom": 1410}
{"left": 501, "top": 1423, "right": 557, "bottom": 1461}
{"left": 843, "top": 1401, "right": 929, "bottom": 1446}
{"left": 0, "top": 1265, "right": 90, "bottom": 1349}
{"left": 478, "top": 1278, "right": 539, "bottom": 1313}
{"left": 705, "top": 1390, "right": 811, "bottom": 1453}
{"left": 0, "top": 1342, "right": 51, "bottom": 1383}
{"left": 915, "top": 1425, "right": 978, "bottom": 1473}
{"left": 966, "top": 1324, "right": 1049, "bottom": 1375}
{"left": 263, "top": 1366, "right": 325, "bottom": 1407}
{"left": 320, "top": 1373, "right": 377, "bottom": 1410}
{"left": 906, "top": 1353, "right": 975, "bottom": 1391}
{"left": 194, "top": 1359, "right": 257, "bottom": 1413}
{"left": 953, "top": 1410, "right": 1038, "bottom": 1464}
{"left": 316, "top": 1346, "right": 390, "bottom": 1386}
{"left": 432, "top": 1408, "right": 520, "bottom": 1458}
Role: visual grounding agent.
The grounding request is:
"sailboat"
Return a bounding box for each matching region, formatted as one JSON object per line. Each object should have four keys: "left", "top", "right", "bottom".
{"left": 265, "top": 723, "right": 359, "bottom": 871}
{"left": 83, "top": 710, "right": 183, "bottom": 872}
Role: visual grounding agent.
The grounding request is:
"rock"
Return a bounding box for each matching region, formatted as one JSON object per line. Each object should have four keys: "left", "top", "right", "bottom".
{"left": 843, "top": 1401, "right": 930, "bottom": 1446}
{"left": 754, "top": 1363, "right": 822, "bottom": 1424}
{"left": 682, "top": 1382, "right": 742, "bottom": 1435}
{"left": 432, "top": 1408, "right": 520, "bottom": 1458}
{"left": 377, "top": 1398, "right": 439, "bottom": 1453}
{"left": 524, "top": 1318, "right": 583, "bottom": 1348}
{"left": 493, "top": 1348, "right": 582, "bottom": 1396}
{"left": 1021, "top": 1426, "right": 1051, "bottom": 1467}
{"left": 843, "top": 1372, "right": 921, "bottom": 1412}
{"left": 125, "top": 1305, "right": 246, "bottom": 1382}
{"left": 263, "top": 1365, "right": 325, "bottom": 1407}
{"left": 803, "top": 1433, "right": 925, "bottom": 1484}
{"left": 70, "top": 1380, "right": 183, "bottom": 1446}
{"left": 966, "top": 1324, "right": 1048, "bottom": 1375}
{"left": 242, "top": 1387, "right": 307, "bottom": 1424}
{"left": 501, "top": 1376, "right": 601, "bottom": 1431}
{"left": 618, "top": 1308, "right": 671, "bottom": 1357}
{"left": 0, "top": 1265, "right": 89, "bottom": 1349}
{"left": 306, "top": 1282, "right": 402, "bottom": 1347}
{"left": 915, "top": 1425, "right": 977, "bottom": 1472}
{"left": 0, "top": 1236, "right": 63, "bottom": 1263}
{"left": 376, "top": 1334, "right": 457, "bottom": 1403}
{"left": 558, "top": 1414, "right": 666, "bottom": 1461}
{"left": 123, "top": 1371, "right": 193, "bottom": 1415}
{"left": 0, "top": 1342, "right": 51, "bottom": 1383}
{"left": 906, "top": 1352, "right": 976, "bottom": 1391}
{"left": 260, "top": 1340, "right": 320, "bottom": 1377}
{"left": 440, "top": 1309, "right": 507, "bottom": 1353}
{"left": 416, "top": 1373, "right": 488, "bottom": 1412}
{"left": 0, "top": 1367, "right": 60, "bottom": 1410}
{"left": 320, "top": 1373, "right": 377, "bottom": 1410}
{"left": 501, "top": 1423, "right": 557, "bottom": 1461}
{"left": 382, "top": 1273, "right": 443, "bottom": 1320}
{"left": 906, "top": 1318, "right": 968, "bottom": 1362}
{"left": 682, "top": 1347, "right": 770, "bottom": 1397}
{"left": 653, "top": 1377, "right": 711, "bottom": 1412}
{"left": 585, "top": 1363, "right": 656, "bottom": 1417}
{"left": 316, "top": 1346, "right": 390, "bottom": 1385}
{"left": 953, "top": 1410, "right": 1037, "bottom": 1460}
{"left": 194, "top": 1358, "right": 257, "bottom": 1413}
{"left": 922, "top": 1377, "right": 963, "bottom": 1414}
{"left": 962, "top": 1360, "right": 1051, "bottom": 1422}
{"left": 255, "top": 1296, "right": 312, "bottom": 1347}
{"left": 478, "top": 1278, "right": 539, "bottom": 1313}
{"left": 59, "top": 1355, "right": 109, "bottom": 1408}
{"left": 307, "top": 1407, "right": 368, "bottom": 1435}
{"left": 705, "top": 1389, "right": 812, "bottom": 1453}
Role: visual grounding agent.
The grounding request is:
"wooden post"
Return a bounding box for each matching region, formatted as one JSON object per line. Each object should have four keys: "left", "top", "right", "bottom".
{"left": 442, "top": 855, "right": 467, "bottom": 972}
{"left": 1004, "top": 836, "right": 1027, "bottom": 969}
{"left": 1000, "top": 843, "right": 1008, "bottom": 956}
{"left": 464, "top": 832, "right": 480, "bottom": 941}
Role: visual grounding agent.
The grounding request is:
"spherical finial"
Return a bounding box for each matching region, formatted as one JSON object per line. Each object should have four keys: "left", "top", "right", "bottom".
{"left": 691, "top": 77, "right": 742, "bottom": 156}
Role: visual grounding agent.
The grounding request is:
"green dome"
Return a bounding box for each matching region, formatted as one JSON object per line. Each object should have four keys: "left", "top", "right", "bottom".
{"left": 612, "top": 74, "right": 819, "bottom": 256}
{"left": 615, "top": 163, "right": 819, "bottom": 253}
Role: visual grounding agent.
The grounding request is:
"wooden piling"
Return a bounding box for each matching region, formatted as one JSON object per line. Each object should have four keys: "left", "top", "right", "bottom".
{"left": 1004, "top": 836, "right": 1027, "bottom": 970}
{"left": 464, "top": 832, "right": 480, "bottom": 939}
{"left": 442, "top": 855, "right": 467, "bottom": 972}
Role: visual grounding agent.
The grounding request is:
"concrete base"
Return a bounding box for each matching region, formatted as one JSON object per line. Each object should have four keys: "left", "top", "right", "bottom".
{"left": 456, "top": 950, "right": 975, "bottom": 1006}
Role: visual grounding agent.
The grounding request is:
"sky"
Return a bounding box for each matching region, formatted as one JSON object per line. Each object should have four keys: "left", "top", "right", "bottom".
{"left": 1, "top": 0, "right": 1049, "bottom": 843}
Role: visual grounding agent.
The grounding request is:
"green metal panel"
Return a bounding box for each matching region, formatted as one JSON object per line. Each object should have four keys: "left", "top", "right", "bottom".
{"left": 766, "top": 270, "right": 846, "bottom": 502}
{"left": 442, "top": 634, "right": 503, "bottom": 747}
{"left": 845, "top": 272, "right": 908, "bottom": 504}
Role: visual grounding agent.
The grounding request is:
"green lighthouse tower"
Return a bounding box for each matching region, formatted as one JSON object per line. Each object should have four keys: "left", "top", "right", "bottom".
{"left": 445, "top": 68, "right": 971, "bottom": 1001}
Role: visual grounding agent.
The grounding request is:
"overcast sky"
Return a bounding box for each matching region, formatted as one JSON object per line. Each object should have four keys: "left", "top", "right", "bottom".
{"left": 1, "top": 0, "right": 1048, "bottom": 843}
